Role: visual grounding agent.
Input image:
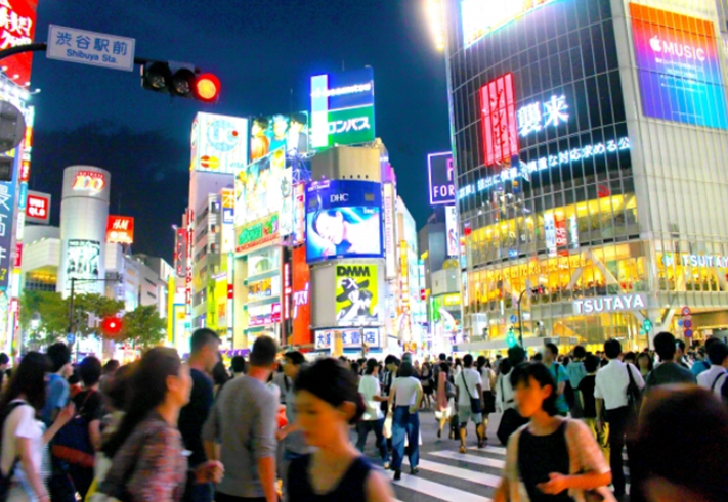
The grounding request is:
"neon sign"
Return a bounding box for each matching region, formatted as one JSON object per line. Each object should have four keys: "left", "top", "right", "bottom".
{"left": 517, "top": 95, "right": 569, "bottom": 137}
{"left": 462, "top": 0, "right": 559, "bottom": 48}
{"left": 73, "top": 171, "right": 105, "bottom": 193}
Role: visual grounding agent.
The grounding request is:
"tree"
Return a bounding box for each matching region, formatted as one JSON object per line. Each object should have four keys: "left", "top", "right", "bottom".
{"left": 121, "top": 305, "right": 167, "bottom": 351}
{"left": 18, "top": 291, "right": 70, "bottom": 346}
{"left": 73, "top": 293, "right": 124, "bottom": 337}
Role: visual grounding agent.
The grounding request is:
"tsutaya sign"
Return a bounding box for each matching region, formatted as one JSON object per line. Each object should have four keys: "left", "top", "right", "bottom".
{"left": 573, "top": 293, "right": 646, "bottom": 315}
{"left": 663, "top": 253, "right": 728, "bottom": 268}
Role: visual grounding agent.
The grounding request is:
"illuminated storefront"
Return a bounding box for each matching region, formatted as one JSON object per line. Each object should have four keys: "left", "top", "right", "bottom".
{"left": 445, "top": 0, "right": 728, "bottom": 351}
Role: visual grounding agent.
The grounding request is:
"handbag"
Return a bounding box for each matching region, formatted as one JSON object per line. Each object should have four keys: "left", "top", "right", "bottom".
{"left": 52, "top": 391, "right": 96, "bottom": 468}
{"left": 460, "top": 371, "right": 481, "bottom": 412}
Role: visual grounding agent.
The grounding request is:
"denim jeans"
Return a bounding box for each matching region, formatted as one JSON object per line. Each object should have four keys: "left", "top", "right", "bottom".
{"left": 356, "top": 418, "right": 388, "bottom": 462}
{"left": 390, "top": 407, "right": 419, "bottom": 471}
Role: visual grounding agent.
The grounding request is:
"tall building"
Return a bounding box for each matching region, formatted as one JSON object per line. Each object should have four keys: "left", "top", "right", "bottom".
{"left": 445, "top": 0, "right": 728, "bottom": 351}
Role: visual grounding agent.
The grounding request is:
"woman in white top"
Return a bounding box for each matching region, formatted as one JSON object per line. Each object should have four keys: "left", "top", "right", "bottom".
{"left": 0, "top": 352, "right": 74, "bottom": 502}
{"left": 387, "top": 362, "right": 422, "bottom": 482}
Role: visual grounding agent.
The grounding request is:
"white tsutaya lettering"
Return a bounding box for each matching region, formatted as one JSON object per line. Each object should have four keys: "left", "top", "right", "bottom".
{"left": 574, "top": 301, "right": 584, "bottom": 314}
{"left": 604, "top": 298, "right": 613, "bottom": 310}
{"left": 624, "top": 295, "right": 633, "bottom": 309}
{"left": 633, "top": 295, "right": 645, "bottom": 309}
{"left": 613, "top": 296, "right": 624, "bottom": 310}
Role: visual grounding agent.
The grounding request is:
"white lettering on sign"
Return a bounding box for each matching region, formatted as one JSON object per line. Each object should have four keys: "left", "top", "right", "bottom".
{"left": 330, "top": 193, "right": 349, "bottom": 202}
{"left": 311, "top": 82, "right": 373, "bottom": 99}
{"left": 328, "top": 117, "right": 371, "bottom": 134}
{"left": 517, "top": 95, "right": 569, "bottom": 137}
{"left": 292, "top": 282, "right": 309, "bottom": 320}
{"left": 73, "top": 171, "right": 105, "bottom": 193}
{"left": 112, "top": 218, "right": 129, "bottom": 230}
{"left": 573, "top": 293, "right": 646, "bottom": 315}
{"left": 649, "top": 36, "right": 705, "bottom": 62}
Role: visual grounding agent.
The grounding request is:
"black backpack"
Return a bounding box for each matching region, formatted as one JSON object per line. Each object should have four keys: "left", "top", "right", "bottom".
{"left": 0, "top": 401, "right": 29, "bottom": 502}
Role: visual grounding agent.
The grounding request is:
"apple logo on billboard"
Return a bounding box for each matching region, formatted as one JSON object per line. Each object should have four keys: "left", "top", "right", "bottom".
{"left": 650, "top": 36, "right": 662, "bottom": 52}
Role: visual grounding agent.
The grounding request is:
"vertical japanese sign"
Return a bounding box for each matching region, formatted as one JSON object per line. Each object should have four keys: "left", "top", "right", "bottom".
{"left": 0, "top": 0, "right": 37, "bottom": 86}
{"left": 291, "top": 246, "right": 311, "bottom": 346}
{"left": 292, "top": 182, "right": 306, "bottom": 245}
{"left": 480, "top": 73, "right": 519, "bottom": 166}
{"left": 544, "top": 212, "right": 557, "bottom": 258}
{"left": 221, "top": 188, "right": 234, "bottom": 254}
{"left": 445, "top": 206, "right": 459, "bottom": 257}
{"left": 174, "top": 227, "right": 187, "bottom": 278}
{"left": 554, "top": 211, "right": 567, "bottom": 248}
{"left": 383, "top": 183, "right": 396, "bottom": 279}
{"left": 0, "top": 153, "right": 17, "bottom": 293}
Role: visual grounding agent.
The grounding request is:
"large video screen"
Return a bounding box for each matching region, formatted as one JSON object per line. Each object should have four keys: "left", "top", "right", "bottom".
{"left": 234, "top": 147, "right": 288, "bottom": 227}
{"left": 305, "top": 180, "right": 383, "bottom": 263}
{"left": 250, "top": 111, "right": 309, "bottom": 161}
{"left": 67, "top": 239, "right": 100, "bottom": 293}
{"left": 191, "top": 113, "right": 249, "bottom": 174}
{"left": 630, "top": 3, "right": 727, "bottom": 129}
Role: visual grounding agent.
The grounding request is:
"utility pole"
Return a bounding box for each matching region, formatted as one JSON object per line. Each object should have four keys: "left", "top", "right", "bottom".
{"left": 67, "top": 275, "right": 122, "bottom": 358}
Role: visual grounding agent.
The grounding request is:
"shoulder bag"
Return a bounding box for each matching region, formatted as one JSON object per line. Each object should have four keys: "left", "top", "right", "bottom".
{"left": 52, "top": 391, "right": 96, "bottom": 468}
{"left": 626, "top": 364, "right": 642, "bottom": 417}
{"left": 460, "top": 370, "right": 481, "bottom": 412}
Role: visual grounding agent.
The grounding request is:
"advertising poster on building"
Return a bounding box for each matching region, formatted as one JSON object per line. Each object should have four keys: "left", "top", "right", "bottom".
{"left": 174, "top": 228, "right": 187, "bottom": 278}
{"left": 234, "top": 147, "right": 287, "bottom": 227}
{"left": 66, "top": 240, "right": 100, "bottom": 292}
{"left": 428, "top": 152, "right": 455, "bottom": 205}
{"left": 0, "top": 154, "right": 18, "bottom": 293}
{"left": 314, "top": 327, "right": 380, "bottom": 351}
{"left": 383, "top": 183, "right": 396, "bottom": 279}
{"left": 0, "top": 0, "right": 38, "bottom": 86}
{"left": 305, "top": 180, "right": 383, "bottom": 263}
{"left": 544, "top": 213, "right": 557, "bottom": 258}
{"left": 191, "top": 112, "right": 249, "bottom": 173}
{"left": 291, "top": 246, "right": 310, "bottom": 345}
{"left": 480, "top": 73, "right": 519, "bottom": 166}
{"left": 106, "top": 216, "right": 134, "bottom": 244}
{"left": 310, "top": 68, "right": 375, "bottom": 148}
{"left": 293, "top": 182, "right": 306, "bottom": 245}
{"left": 26, "top": 191, "right": 50, "bottom": 224}
{"left": 630, "top": 3, "right": 727, "bottom": 129}
{"left": 235, "top": 213, "right": 280, "bottom": 255}
{"left": 445, "top": 206, "right": 459, "bottom": 257}
{"left": 335, "top": 264, "right": 379, "bottom": 326}
{"left": 250, "top": 111, "right": 309, "bottom": 161}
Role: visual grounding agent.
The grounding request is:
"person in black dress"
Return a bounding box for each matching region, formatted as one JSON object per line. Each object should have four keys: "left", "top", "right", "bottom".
{"left": 286, "top": 359, "right": 394, "bottom": 502}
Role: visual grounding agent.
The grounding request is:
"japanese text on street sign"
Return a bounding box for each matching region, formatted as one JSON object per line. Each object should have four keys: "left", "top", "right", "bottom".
{"left": 47, "top": 25, "right": 135, "bottom": 72}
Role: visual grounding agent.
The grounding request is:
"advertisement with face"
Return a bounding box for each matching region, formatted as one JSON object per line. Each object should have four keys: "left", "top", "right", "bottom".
{"left": 305, "top": 180, "right": 383, "bottom": 263}
{"left": 335, "top": 264, "right": 379, "bottom": 326}
{"left": 250, "top": 111, "right": 309, "bottom": 161}
{"left": 67, "top": 240, "right": 100, "bottom": 291}
{"left": 191, "top": 112, "right": 249, "bottom": 173}
{"left": 234, "top": 147, "right": 287, "bottom": 227}
{"left": 630, "top": 3, "right": 727, "bottom": 129}
{"left": 445, "top": 206, "right": 459, "bottom": 257}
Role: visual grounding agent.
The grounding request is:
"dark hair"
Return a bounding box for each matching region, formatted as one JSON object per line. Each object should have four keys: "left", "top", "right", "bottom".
{"left": 0, "top": 353, "right": 9, "bottom": 365}
{"left": 637, "top": 352, "right": 653, "bottom": 372}
{"left": 653, "top": 332, "right": 677, "bottom": 361}
{"left": 384, "top": 355, "right": 396, "bottom": 365}
{"left": 190, "top": 328, "right": 220, "bottom": 355}
{"left": 676, "top": 339, "right": 686, "bottom": 353}
{"left": 68, "top": 366, "right": 81, "bottom": 385}
{"left": 463, "top": 354, "right": 474, "bottom": 368}
{"left": 47, "top": 343, "right": 71, "bottom": 373}
{"left": 212, "top": 360, "right": 229, "bottom": 386}
{"left": 253, "top": 116, "right": 269, "bottom": 129}
{"left": 438, "top": 353, "right": 446, "bottom": 361}
{"left": 102, "top": 359, "right": 120, "bottom": 376}
{"left": 500, "top": 358, "right": 513, "bottom": 375}
{"left": 510, "top": 362, "right": 558, "bottom": 416}
{"left": 604, "top": 339, "right": 622, "bottom": 359}
{"left": 250, "top": 335, "right": 277, "bottom": 367}
{"left": 476, "top": 356, "right": 486, "bottom": 371}
{"left": 290, "top": 112, "right": 307, "bottom": 126}
{"left": 397, "top": 362, "right": 416, "bottom": 378}
{"left": 365, "top": 358, "right": 378, "bottom": 375}
{"left": 584, "top": 355, "right": 600, "bottom": 373}
{"left": 532, "top": 352, "right": 543, "bottom": 362}
{"left": 0, "top": 352, "right": 50, "bottom": 412}
{"left": 573, "top": 346, "right": 586, "bottom": 359}
{"left": 705, "top": 337, "right": 720, "bottom": 352}
{"left": 284, "top": 351, "right": 305, "bottom": 366}
{"left": 508, "top": 346, "right": 526, "bottom": 365}
{"left": 102, "top": 348, "right": 182, "bottom": 458}
{"left": 79, "top": 356, "right": 102, "bottom": 387}
{"left": 294, "top": 358, "right": 365, "bottom": 424}
{"left": 231, "top": 356, "right": 247, "bottom": 374}
{"left": 102, "top": 363, "right": 133, "bottom": 411}
{"left": 545, "top": 343, "right": 558, "bottom": 357}
{"left": 439, "top": 362, "right": 449, "bottom": 375}
{"left": 707, "top": 341, "right": 728, "bottom": 366}
{"left": 632, "top": 386, "right": 728, "bottom": 502}
{"left": 350, "top": 362, "right": 360, "bottom": 375}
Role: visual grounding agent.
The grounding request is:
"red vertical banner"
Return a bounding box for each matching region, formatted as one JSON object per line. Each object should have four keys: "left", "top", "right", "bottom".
{"left": 291, "top": 246, "right": 311, "bottom": 346}
{"left": 480, "top": 73, "right": 519, "bottom": 166}
{"left": 554, "top": 212, "right": 567, "bottom": 247}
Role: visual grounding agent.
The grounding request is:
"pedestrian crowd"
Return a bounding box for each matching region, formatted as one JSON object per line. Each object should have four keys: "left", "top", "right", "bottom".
{"left": 0, "top": 329, "right": 724, "bottom": 502}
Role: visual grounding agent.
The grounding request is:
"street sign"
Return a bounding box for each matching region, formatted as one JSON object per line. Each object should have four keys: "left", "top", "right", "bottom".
{"left": 683, "top": 319, "right": 692, "bottom": 328}
{"left": 684, "top": 329, "right": 694, "bottom": 338}
{"left": 66, "top": 332, "right": 76, "bottom": 345}
{"left": 682, "top": 307, "right": 691, "bottom": 316}
{"left": 510, "top": 314, "right": 518, "bottom": 323}
{"left": 47, "top": 25, "right": 136, "bottom": 72}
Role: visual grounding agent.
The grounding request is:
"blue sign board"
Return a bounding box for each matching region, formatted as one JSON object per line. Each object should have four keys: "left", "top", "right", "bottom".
{"left": 0, "top": 153, "right": 17, "bottom": 292}
{"left": 47, "top": 25, "right": 136, "bottom": 72}
{"left": 510, "top": 314, "right": 518, "bottom": 323}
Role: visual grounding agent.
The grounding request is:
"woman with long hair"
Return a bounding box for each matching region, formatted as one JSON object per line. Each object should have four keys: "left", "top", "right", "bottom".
{"left": 99, "top": 348, "right": 221, "bottom": 502}
{"left": 0, "top": 352, "right": 74, "bottom": 502}
{"left": 287, "top": 358, "right": 393, "bottom": 502}
{"left": 494, "top": 363, "right": 613, "bottom": 502}
{"left": 434, "top": 362, "right": 455, "bottom": 440}
{"left": 388, "top": 362, "right": 422, "bottom": 481}
{"left": 637, "top": 352, "right": 653, "bottom": 378}
{"left": 419, "top": 363, "right": 433, "bottom": 410}
{"left": 476, "top": 356, "right": 496, "bottom": 444}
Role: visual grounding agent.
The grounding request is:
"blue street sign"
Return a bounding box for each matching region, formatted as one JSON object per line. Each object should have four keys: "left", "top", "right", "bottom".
{"left": 67, "top": 332, "right": 76, "bottom": 345}
{"left": 510, "top": 314, "right": 518, "bottom": 323}
{"left": 683, "top": 319, "right": 692, "bottom": 328}
{"left": 684, "top": 329, "right": 694, "bottom": 338}
{"left": 47, "top": 25, "right": 136, "bottom": 72}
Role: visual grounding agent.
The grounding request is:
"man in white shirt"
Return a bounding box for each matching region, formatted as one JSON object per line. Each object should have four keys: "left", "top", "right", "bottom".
{"left": 455, "top": 354, "right": 484, "bottom": 453}
{"left": 696, "top": 341, "right": 728, "bottom": 398}
{"left": 594, "top": 339, "right": 645, "bottom": 499}
{"left": 356, "top": 359, "right": 389, "bottom": 468}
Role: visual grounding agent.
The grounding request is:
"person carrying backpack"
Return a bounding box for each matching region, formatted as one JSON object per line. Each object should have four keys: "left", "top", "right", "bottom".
{"left": 696, "top": 341, "right": 728, "bottom": 400}
{"left": 1, "top": 353, "right": 74, "bottom": 502}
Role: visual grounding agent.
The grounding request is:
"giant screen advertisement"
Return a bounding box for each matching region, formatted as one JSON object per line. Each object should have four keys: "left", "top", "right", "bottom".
{"left": 66, "top": 240, "right": 100, "bottom": 293}
{"left": 335, "top": 264, "right": 379, "bottom": 326}
{"left": 234, "top": 147, "right": 290, "bottom": 229}
{"left": 250, "top": 112, "right": 309, "bottom": 161}
{"left": 305, "top": 180, "right": 383, "bottom": 263}
{"left": 191, "top": 113, "right": 249, "bottom": 173}
{"left": 630, "top": 3, "right": 727, "bottom": 129}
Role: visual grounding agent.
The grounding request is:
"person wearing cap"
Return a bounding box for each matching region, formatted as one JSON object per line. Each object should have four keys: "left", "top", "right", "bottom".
{"left": 356, "top": 359, "right": 390, "bottom": 468}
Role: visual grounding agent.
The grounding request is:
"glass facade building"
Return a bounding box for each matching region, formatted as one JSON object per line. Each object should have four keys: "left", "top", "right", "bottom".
{"left": 445, "top": 0, "right": 728, "bottom": 351}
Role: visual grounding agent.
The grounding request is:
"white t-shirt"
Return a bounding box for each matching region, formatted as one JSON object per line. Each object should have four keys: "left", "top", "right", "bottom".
{"left": 358, "top": 374, "right": 383, "bottom": 421}
{"left": 1, "top": 401, "right": 43, "bottom": 478}
{"left": 479, "top": 367, "right": 493, "bottom": 392}
{"left": 456, "top": 368, "right": 482, "bottom": 407}
{"left": 392, "top": 377, "right": 421, "bottom": 407}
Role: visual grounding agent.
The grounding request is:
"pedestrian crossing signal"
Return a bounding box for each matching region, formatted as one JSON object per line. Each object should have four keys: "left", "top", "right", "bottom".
{"left": 506, "top": 327, "right": 518, "bottom": 348}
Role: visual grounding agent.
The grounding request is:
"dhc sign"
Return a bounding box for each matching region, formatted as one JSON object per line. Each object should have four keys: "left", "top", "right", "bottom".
{"left": 573, "top": 293, "right": 646, "bottom": 315}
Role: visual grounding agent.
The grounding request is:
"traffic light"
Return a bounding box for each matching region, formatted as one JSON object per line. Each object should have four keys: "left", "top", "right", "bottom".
{"left": 530, "top": 285, "right": 545, "bottom": 295}
{"left": 506, "top": 327, "right": 518, "bottom": 348}
{"left": 141, "top": 62, "right": 221, "bottom": 103}
{"left": 101, "top": 317, "right": 123, "bottom": 337}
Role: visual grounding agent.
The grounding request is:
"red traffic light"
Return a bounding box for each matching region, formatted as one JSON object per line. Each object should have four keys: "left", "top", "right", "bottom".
{"left": 101, "top": 317, "right": 123, "bottom": 336}
{"left": 195, "top": 73, "right": 221, "bottom": 103}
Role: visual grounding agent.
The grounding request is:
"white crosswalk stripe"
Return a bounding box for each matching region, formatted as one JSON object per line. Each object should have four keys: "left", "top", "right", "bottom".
{"left": 429, "top": 449, "right": 506, "bottom": 469}
{"left": 394, "top": 471, "right": 493, "bottom": 502}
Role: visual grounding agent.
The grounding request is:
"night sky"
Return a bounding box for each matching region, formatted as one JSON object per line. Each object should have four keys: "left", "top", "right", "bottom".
{"left": 28, "top": 0, "right": 450, "bottom": 262}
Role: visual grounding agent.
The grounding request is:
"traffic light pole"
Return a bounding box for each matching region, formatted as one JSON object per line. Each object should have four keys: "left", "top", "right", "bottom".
{"left": 517, "top": 288, "right": 528, "bottom": 348}
{"left": 67, "top": 276, "right": 122, "bottom": 357}
{"left": 0, "top": 42, "right": 176, "bottom": 68}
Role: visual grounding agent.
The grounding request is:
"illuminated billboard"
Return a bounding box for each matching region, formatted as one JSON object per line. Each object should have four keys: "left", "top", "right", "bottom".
{"left": 234, "top": 147, "right": 288, "bottom": 227}
{"left": 235, "top": 213, "right": 280, "bottom": 255}
{"left": 66, "top": 240, "right": 100, "bottom": 291}
{"left": 630, "top": 3, "right": 727, "bottom": 129}
{"left": 291, "top": 246, "right": 311, "bottom": 345}
{"left": 73, "top": 170, "right": 106, "bottom": 194}
{"left": 314, "top": 327, "right": 380, "bottom": 351}
{"left": 310, "top": 68, "right": 375, "bottom": 148}
{"left": 292, "top": 182, "right": 306, "bottom": 245}
{"left": 191, "top": 112, "right": 249, "bottom": 173}
{"left": 0, "top": 154, "right": 18, "bottom": 292}
{"left": 305, "top": 180, "right": 383, "bottom": 263}
{"left": 480, "top": 73, "right": 519, "bottom": 167}
{"left": 0, "top": 0, "right": 38, "bottom": 86}
{"left": 335, "top": 264, "right": 379, "bottom": 326}
{"left": 445, "top": 206, "right": 459, "bottom": 257}
{"left": 250, "top": 112, "right": 309, "bottom": 161}
{"left": 428, "top": 152, "right": 455, "bottom": 205}
{"left": 26, "top": 190, "right": 50, "bottom": 224}
{"left": 106, "top": 216, "right": 134, "bottom": 244}
{"left": 461, "top": 0, "right": 557, "bottom": 48}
